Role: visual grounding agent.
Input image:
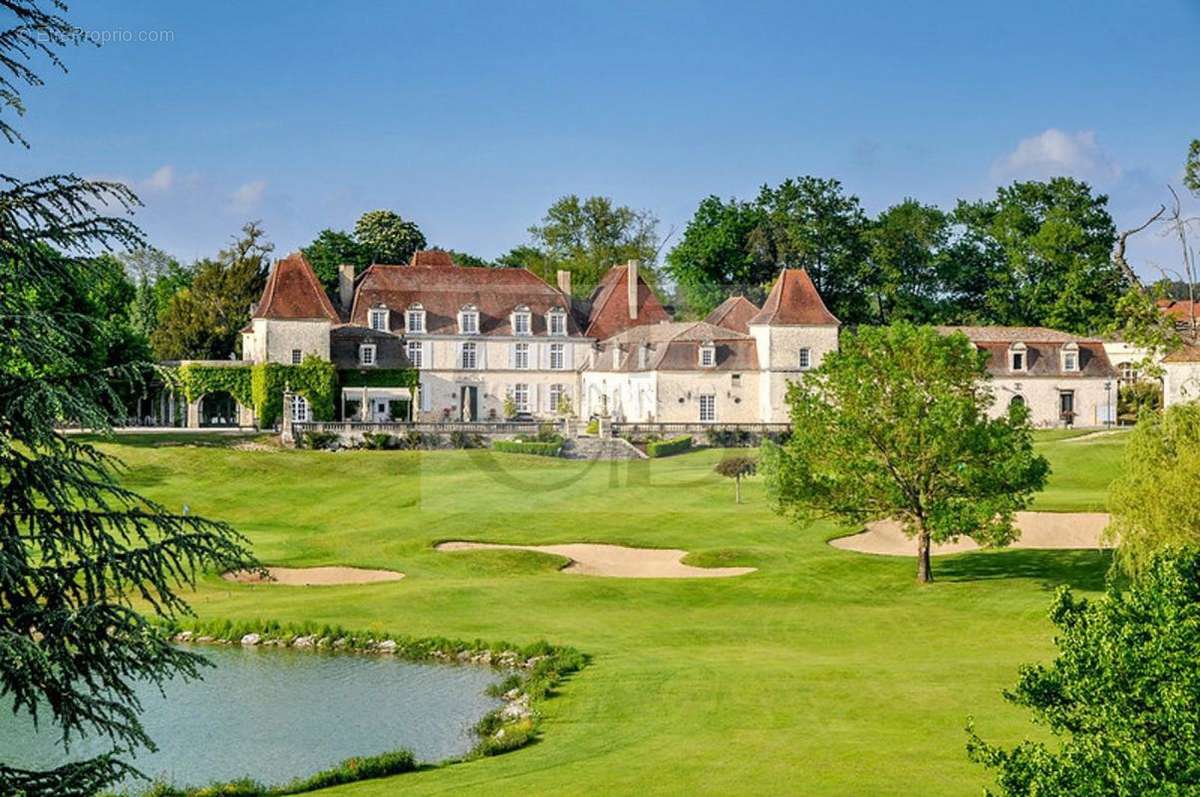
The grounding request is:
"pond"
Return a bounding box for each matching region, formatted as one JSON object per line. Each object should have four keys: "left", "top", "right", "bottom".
{"left": 0, "top": 645, "right": 502, "bottom": 791}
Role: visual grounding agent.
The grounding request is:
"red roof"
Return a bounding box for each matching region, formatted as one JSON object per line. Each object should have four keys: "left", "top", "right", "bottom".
{"left": 583, "top": 264, "right": 671, "bottom": 339}
{"left": 253, "top": 252, "right": 340, "bottom": 322}
{"left": 748, "top": 269, "right": 839, "bottom": 326}
{"left": 349, "top": 264, "right": 580, "bottom": 336}
{"left": 704, "top": 295, "right": 760, "bottom": 334}
{"left": 410, "top": 250, "right": 456, "bottom": 268}
{"left": 1158, "top": 299, "right": 1200, "bottom": 324}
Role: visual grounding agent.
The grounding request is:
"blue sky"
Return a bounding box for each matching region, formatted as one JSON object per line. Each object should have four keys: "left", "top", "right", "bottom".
{"left": 11, "top": 1, "right": 1200, "bottom": 278}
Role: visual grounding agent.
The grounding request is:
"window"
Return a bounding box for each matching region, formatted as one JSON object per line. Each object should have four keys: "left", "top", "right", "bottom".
{"left": 513, "top": 383, "right": 530, "bottom": 413}
{"left": 359, "top": 344, "right": 376, "bottom": 366}
{"left": 549, "top": 383, "right": 565, "bottom": 412}
{"left": 1009, "top": 394, "right": 1025, "bottom": 408}
{"left": 406, "top": 305, "right": 425, "bottom": 334}
{"left": 548, "top": 310, "right": 566, "bottom": 336}
{"left": 1118, "top": 361, "right": 1138, "bottom": 386}
{"left": 290, "top": 348, "right": 302, "bottom": 365}
{"left": 512, "top": 308, "right": 531, "bottom": 336}
{"left": 459, "top": 305, "right": 479, "bottom": 334}
{"left": 514, "top": 342, "right": 530, "bottom": 369}
{"left": 290, "top": 394, "right": 308, "bottom": 422}
{"left": 699, "top": 343, "right": 715, "bottom": 367}
{"left": 699, "top": 394, "right": 716, "bottom": 422}
{"left": 799, "top": 347, "right": 811, "bottom": 370}
{"left": 1059, "top": 390, "right": 1076, "bottom": 417}
{"left": 460, "top": 341, "right": 478, "bottom": 369}
{"left": 407, "top": 340, "right": 423, "bottom": 368}
{"left": 369, "top": 307, "right": 389, "bottom": 331}
{"left": 550, "top": 343, "right": 564, "bottom": 370}
{"left": 1063, "top": 352, "right": 1078, "bottom": 372}
{"left": 1010, "top": 343, "right": 1027, "bottom": 372}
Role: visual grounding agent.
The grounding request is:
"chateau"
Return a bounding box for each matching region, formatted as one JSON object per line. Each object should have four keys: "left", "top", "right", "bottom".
{"left": 222, "top": 249, "right": 1126, "bottom": 430}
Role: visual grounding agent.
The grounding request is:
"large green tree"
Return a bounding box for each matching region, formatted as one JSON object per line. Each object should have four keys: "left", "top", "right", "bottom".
{"left": 353, "top": 209, "right": 426, "bottom": 264}
{"left": 0, "top": 3, "right": 256, "bottom": 795}
{"left": 762, "top": 324, "right": 1048, "bottom": 583}
{"left": 118, "top": 248, "right": 192, "bottom": 340}
{"left": 526, "top": 194, "right": 659, "bottom": 295}
{"left": 968, "top": 547, "right": 1200, "bottom": 795}
{"left": 665, "top": 195, "right": 768, "bottom": 317}
{"left": 865, "top": 199, "right": 954, "bottom": 324}
{"left": 750, "top": 176, "right": 872, "bottom": 324}
{"left": 151, "top": 222, "right": 273, "bottom": 359}
{"left": 301, "top": 228, "right": 371, "bottom": 294}
{"left": 951, "top": 178, "right": 1123, "bottom": 333}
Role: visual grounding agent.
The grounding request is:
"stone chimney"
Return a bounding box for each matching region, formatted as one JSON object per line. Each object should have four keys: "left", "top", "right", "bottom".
{"left": 338, "top": 264, "right": 355, "bottom": 311}
{"left": 556, "top": 269, "right": 572, "bottom": 297}
{"left": 626, "top": 259, "right": 639, "bottom": 320}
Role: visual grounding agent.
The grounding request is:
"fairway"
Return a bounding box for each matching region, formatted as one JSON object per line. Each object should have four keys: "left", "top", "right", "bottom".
{"left": 101, "top": 431, "right": 1126, "bottom": 795}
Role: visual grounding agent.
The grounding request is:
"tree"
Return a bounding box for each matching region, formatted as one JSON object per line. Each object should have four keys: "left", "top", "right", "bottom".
{"left": 1185, "top": 138, "right": 1200, "bottom": 195}
{"left": 0, "top": 4, "right": 256, "bottom": 794}
{"left": 951, "top": 178, "right": 1123, "bottom": 333}
{"left": 302, "top": 229, "right": 370, "bottom": 294}
{"left": 865, "top": 200, "right": 953, "bottom": 324}
{"left": 118, "top": 248, "right": 191, "bottom": 340}
{"left": 152, "top": 222, "right": 273, "bottom": 359}
{"left": 750, "top": 177, "right": 872, "bottom": 324}
{"left": 666, "top": 196, "right": 769, "bottom": 317}
{"left": 1105, "top": 403, "right": 1200, "bottom": 576}
{"left": 761, "top": 324, "right": 1048, "bottom": 583}
{"left": 353, "top": 209, "right": 426, "bottom": 264}
{"left": 527, "top": 194, "right": 660, "bottom": 295}
{"left": 495, "top": 244, "right": 554, "bottom": 276}
{"left": 714, "top": 456, "right": 757, "bottom": 504}
{"left": 967, "top": 548, "right": 1200, "bottom": 795}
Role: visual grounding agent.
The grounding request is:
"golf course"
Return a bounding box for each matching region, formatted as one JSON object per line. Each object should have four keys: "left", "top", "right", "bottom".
{"left": 99, "top": 429, "right": 1127, "bottom": 795}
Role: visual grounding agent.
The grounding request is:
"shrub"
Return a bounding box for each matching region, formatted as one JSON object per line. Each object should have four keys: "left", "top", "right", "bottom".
{"left": 493, "top": 439, "right": 563, "bottom": 457}
{"left": 360, "top": 433, "right": 397, "bottom": 450}
{"left": 535, "top": 423, "right": 561, "bottom": 443}
{"left": 585, "top": 418, "right": 599, "bottom": 435}
{"left": 297, "top": 430, "right": 338, "bottom": 450}
{"left": 450, "top": 430, "right": 477, "bottom": 449}
{"left": 706, "top": 428, "right": 754, "bottom": 448}
{"left": 646, "top": 435, "right": 692, "bottom": 458}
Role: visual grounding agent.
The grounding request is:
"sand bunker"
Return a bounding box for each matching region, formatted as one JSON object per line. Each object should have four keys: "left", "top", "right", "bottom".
{"left": 436, "top": 541, "right": 755, "bottom": 578}
{"left": 830, "top": 511, "right": 1112, "bottom": 557}
{"left": 222, "top": 566, "right": 405, "bottom": 586}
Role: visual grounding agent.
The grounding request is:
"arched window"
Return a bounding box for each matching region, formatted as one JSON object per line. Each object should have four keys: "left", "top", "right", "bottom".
{"left": 1118, "top": 361, "right": 1138, "bottom": 386}
{"left": 290, "top": 394, "right": 309, "bottom": 422}
{"left": 1009, "top": 394, "right": 1026, "bottom": 408}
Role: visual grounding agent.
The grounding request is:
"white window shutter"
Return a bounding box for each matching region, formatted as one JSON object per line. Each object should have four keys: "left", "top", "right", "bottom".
{"left": 480, "top": 341, "right": 488, "bottom": 369}
{"left": 420, "top": 381, "right": 431, "bottom": 411}
{"left": 509, "top": 343, "right": 516, "bottom": 369}
{"left": 565, "top": 343, "right": 574, "bottom": 370}
{"left": 424, "top": 341, "right": 432, "bottom": 368}
{"left": 534, "top": 384, "right": 542, "bottom": 412}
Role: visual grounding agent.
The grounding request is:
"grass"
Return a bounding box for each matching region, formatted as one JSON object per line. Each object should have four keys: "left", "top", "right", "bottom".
{"left": 93, "top": 429, "right": 1127, "bottom": 796}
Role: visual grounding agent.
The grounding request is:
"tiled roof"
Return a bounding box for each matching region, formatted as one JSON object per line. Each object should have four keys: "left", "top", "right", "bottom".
{"left": 748, "top": 269, "right": 839, "bottom": 326}
{"left": 349, "top": 263, "right": 581, "bottom": 337}
{"left": 704, "top": 295, "right": 760, "bottom": 334}
{"left": 593, "top": 321, "right": 758, "bottom": 372}
{"left": 583, "top": 264, "right": 671, "bottom": 339}
{"left": 936, "top": 326, "right": 1091, "bottom": 343}
{"left": 1163, "top": 342, "right": 1200, "bottom": 363}
{"left": 253, "top": 252, "right": 340, "bottom": 322}
{"left": 410, "top": 250, "right": 456, "bottom": 268}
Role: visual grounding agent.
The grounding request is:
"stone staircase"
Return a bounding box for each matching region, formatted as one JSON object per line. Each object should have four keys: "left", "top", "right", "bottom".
{"left": 562, "top": 435, "right": 647, "bottom": 460}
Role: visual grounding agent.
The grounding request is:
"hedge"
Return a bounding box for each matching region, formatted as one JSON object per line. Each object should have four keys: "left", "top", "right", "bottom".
{"left": 493, "top": 440, "right": 563, "bottom": 457}
{"left": 175, "top": 363, "right": 253, "bottom": 407}
{"left": 251, "top": 356, "right": 337, "bottom": 427}
{"left": 646, "top": 435, "right": 692, "bottom": 458}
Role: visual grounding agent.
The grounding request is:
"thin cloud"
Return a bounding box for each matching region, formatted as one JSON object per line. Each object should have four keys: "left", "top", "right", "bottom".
{"left": 992, "top": 129, "right": 1121, "bottom": 183}
{"left": 141, "top": 164, "right": 175, "bottom": 192}
{"left": 229, "top": 179, "right": 267, "bottom": 213}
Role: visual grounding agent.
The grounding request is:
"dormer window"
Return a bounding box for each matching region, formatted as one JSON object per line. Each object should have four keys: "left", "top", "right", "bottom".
{"left": 512, "top": 305, "right": 531, "bottom": 336}
{"left": 548, "top": 308, "right": 567, "bottom": 336}
{"left": 699, "top": 342, "right": 716, "bottom": 368}
{"left": 1009, "top": 342, "right": 1027, "bottom": 372}
{"left": 1062, "top": 342, "right": 1079, "bottom": 372}
{"left": 459, "top": 304, "right": 479, "bottom": 335}
{"left": 358, "top": 344, "right": 377, "bottom": 366}
{"left": 406, "top": 304, "right": 425, "bottom": 334}
{"left": 369, "top": 306, "right": 389, "bottom": 332}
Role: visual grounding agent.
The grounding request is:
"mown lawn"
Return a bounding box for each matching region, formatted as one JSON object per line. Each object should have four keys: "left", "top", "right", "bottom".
{"left": 96, "top": 430, "right": 1126, "bottom": 796}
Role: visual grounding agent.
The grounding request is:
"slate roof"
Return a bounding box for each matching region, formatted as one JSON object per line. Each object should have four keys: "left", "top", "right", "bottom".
{"left": 252, "top": 252, "right": 340, "bottom": 322}
{"left": 705, "top": 296, "right": 760, "bottom": 334}
{"left": 583, "top": 264, "right": 671, "bottom": 339}
{"left": 592, "top": 321, "right": 759, "bottom": 372}
{"left": 747, "top": 269, "right": 839, "bottom": 326}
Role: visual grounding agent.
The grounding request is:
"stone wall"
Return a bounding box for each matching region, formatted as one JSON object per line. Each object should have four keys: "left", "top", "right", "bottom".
{"left": 989, "top": 376, "right": 1115, "bottom": 427}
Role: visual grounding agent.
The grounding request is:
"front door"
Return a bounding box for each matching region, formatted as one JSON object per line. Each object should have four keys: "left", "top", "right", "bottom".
{"left": 373, "top": 398, "right": 390, "bottom": 422}
{"left": 1059, "top": 391, "right": 1075, "bottom": 424}
{"left": 460, "top": 386, "right": 478, "bottom": 421}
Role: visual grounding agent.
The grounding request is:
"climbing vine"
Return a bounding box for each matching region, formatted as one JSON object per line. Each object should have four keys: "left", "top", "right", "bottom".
{"left": 251, "top": 357, "right": 337, "bottom": 427}
{"left": 174, "top": 363, "right": 253, "bottom": 406}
